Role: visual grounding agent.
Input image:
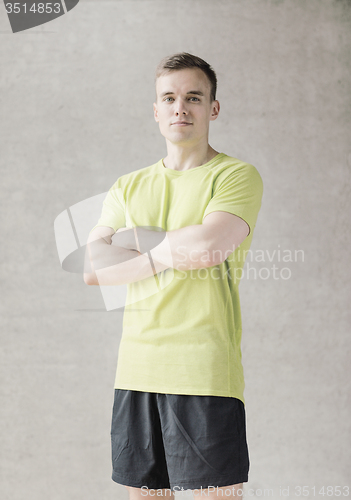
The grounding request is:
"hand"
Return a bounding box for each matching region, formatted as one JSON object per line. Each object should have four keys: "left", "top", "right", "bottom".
{"left": 134, "top": 227, "right": 166, "bottom": 254}
{"left": 112, "top": 226, "right": 167, "bottom": 254}
{"left": 111, "top": 227, "right": 139, "bottom": 251}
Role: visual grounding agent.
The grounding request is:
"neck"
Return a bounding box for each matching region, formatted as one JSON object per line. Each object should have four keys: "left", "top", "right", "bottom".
{"left": 162, "top": 141, "right": 219, "bottom": 171}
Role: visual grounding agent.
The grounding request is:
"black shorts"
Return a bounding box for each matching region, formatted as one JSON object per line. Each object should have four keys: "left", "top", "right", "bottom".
{"left": 110, "top": 389, "right": 250, "bottom": 491}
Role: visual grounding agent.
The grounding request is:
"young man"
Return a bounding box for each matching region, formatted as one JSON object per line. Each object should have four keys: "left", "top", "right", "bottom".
{"left": 84, "top": 53, "right": 263, "bottom": 499}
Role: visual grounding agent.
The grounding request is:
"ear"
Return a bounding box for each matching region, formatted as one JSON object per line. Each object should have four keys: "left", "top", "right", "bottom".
{"left": 210, "top": 100, "right": 220, "bottom": 121}
{"left": 153, "top": 102, "right": 159, "bottom": 123}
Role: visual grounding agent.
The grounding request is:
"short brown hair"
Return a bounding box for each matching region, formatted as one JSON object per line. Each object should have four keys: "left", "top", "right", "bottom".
{"left": 155, "top": 52, "right": 217, "bottom": 102}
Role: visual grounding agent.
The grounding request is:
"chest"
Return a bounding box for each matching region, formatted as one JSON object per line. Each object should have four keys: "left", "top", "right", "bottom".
{"left": 124, "top": 172, "right": 213, "bottom": 230}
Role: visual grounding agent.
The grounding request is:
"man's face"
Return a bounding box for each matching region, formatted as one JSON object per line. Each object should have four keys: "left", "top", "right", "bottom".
{"left": 153, "top": 68, "right": 220, "bottom": 146}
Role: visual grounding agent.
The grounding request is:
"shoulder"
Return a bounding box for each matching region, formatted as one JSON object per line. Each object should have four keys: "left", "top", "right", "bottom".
{"left": 211, "top": 154, "right": 263, "bottom": 189}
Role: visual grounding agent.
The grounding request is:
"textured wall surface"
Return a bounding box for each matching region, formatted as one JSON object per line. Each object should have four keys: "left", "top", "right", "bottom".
{"left": 0, "top": 1, "right": 350, "bottom": 499}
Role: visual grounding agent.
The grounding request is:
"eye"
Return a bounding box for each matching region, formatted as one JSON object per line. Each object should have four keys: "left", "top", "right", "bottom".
{"left": 164, "top": 97, "right": 174, "bottom": 102}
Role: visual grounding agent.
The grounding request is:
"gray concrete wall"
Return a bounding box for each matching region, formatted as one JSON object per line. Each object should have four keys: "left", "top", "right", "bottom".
{"left": 1, "top": 1, "right": 350, "bottom": 499}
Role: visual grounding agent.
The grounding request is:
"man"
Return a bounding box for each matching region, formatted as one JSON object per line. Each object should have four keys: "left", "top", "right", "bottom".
{"left": 84, "top": 53, "right": 263, "bottom": 499}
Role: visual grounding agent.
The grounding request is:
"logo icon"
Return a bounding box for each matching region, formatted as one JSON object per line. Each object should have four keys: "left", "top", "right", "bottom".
{"left": 54, "top": 193, "right": 174, "bottom": 312}
{"left": 4, "top": 0, "right": 80, "bottom": 33}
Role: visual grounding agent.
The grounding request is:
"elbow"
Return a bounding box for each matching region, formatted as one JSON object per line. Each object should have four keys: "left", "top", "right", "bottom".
{"left": 83, "top": 270, "right": 123, "bottom": 287}
{"left": 189, "top": 255, "right": 216, "bottom": 270}
{"left": 83, "top": 254, "right": 99, "bottom": 285}
{"left": 83, "top": 273, "right": 98, "bottom": 286}
{"left": 206, "top": 257, "right": 222, "bottom": 268}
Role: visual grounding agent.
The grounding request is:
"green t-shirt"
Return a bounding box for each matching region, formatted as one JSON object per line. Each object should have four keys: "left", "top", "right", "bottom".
{"left": 90, "top": 153, "right": 263, "bottom": 404}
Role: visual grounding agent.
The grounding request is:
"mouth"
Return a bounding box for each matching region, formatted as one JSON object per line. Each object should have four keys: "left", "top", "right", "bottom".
{"left": 171, "top": 122, "right": 192, "bottom": 126}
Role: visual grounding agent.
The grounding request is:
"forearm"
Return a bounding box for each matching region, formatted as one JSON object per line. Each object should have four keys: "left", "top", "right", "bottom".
{"left": 84, "top": 240, "right": 170, "bottom": 286}
{"left": 85, "top": 223, "right": 214, "bottom": 286}
{"left": 139, "top": 224, "right": 214, "bottom": 271}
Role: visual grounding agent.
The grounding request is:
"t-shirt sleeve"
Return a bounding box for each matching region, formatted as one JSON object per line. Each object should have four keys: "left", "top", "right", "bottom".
{"left": 89, "top": 180, "right": 126, "bottom": 234}
{"left": 202, "top": 163, "right": 263, "bottom": 235}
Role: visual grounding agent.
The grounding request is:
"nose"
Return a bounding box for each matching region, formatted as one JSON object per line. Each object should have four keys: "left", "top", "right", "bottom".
{"left": 174, "top": 98, "right": 188, "bottom": 116}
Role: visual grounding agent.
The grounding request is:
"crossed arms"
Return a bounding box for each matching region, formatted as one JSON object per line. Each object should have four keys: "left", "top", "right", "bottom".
{"left": 83, "top": 211, "right": 250, "bottom": 286}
